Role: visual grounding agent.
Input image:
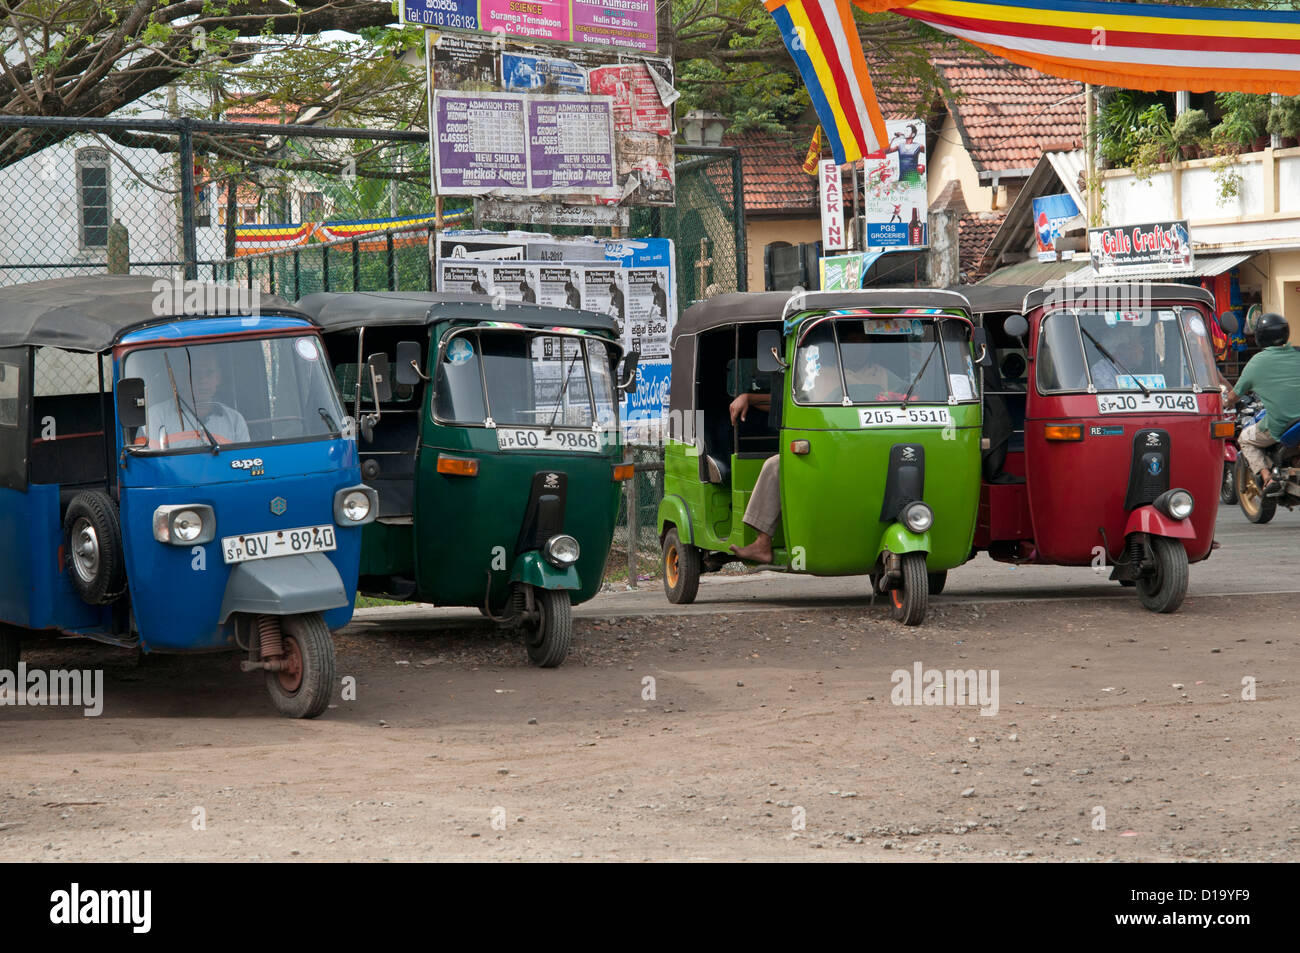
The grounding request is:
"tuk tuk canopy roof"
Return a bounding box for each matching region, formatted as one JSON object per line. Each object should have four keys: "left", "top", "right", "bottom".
{"left": 295, "top": 291, "right": 618, "bottom": 336}
{"left": 957, "top": 282, "right": 1216, "bottom": 315}
{"left": 0, "top": 276, "right": 304, "bottom": 353}
{"left": 674, "top": 289, "right": 974, "bottom": 344}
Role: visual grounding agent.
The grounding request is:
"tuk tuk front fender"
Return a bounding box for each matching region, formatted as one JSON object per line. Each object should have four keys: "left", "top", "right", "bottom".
{"left": 1123, "top": 505, "right": 1196, "bottom": 541}
{"left": 510, "top": 551, "right": 580, "bottom": 591}
{"left": 876, "top": 524, "right": 932, "bottom": 560}
{"left": 218, "top": 552, "right": 349, "bottom": 623}
{"left": 657, "top": 494, "right": 693, "bottom": 543}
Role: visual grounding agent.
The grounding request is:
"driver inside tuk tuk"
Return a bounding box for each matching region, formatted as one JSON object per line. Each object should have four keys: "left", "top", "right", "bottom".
{"left": 143, "top": 348, "right": 251, "bottom": 448}
{"left": 1086, "top": 322, "right": 1149, "bottom": 390}
{"left": 727, "top": 333, "right": 898, "bottom": 564}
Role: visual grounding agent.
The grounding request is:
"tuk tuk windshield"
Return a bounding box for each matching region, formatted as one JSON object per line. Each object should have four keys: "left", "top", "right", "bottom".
{"left": 793, "top": 316, "right": 977, "bottom": 405}
{"left": 122, "top": 335, "right": 345, "bottom": 452}
{"left": 434, "top": 329, "right": 619, "bottom": 430}
{"left": 1037, "top": 308, "right": 1212, "bottom": 393}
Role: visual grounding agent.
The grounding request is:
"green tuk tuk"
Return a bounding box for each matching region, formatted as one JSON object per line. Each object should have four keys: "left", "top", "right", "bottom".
{"left": 297, "top": 292, "right": 637, "bottom": 666}
{"left": 656, "top": 290, "right": 987, "bottom": 625}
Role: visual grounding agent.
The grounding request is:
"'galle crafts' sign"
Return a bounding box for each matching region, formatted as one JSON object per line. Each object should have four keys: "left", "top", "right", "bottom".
{"left": 1088, "top": 220, "right": 1193, "bottom": 277}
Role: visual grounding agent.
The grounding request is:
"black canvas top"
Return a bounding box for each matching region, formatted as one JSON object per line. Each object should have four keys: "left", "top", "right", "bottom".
{"left": 674, "top": 289, "right": 974, "bottom": 342}
{"left": 958, "top": 282, "right": 1216, "bottom": 314}
{"left": 0, "top": 276, "right": 304, "bottom": 352}
{"left": 296, "top": 291, "right": 618, "bottom": 335}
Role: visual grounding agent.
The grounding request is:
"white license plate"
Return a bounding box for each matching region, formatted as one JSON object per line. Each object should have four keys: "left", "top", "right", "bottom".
{"left": 857, "top": 406, "right": 952, "bottom": 428}
{"left": 222, "top": 524, "right": 337, "bottom": 564}
{"left": 496, "top": 427, "right": 606, "bottom": 452}
{"left": 1096, "top": 393, "right": 1198, "bottom": 414}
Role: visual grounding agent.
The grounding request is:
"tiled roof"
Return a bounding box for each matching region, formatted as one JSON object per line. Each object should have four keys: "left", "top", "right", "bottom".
{"left": 934, "top": 56, "right": 1085, "bottom": 173}
{"left": 724, "top": 128, "right": 820, "bottom": 214}
{"left": 958, "top": 210, "right": 1007, "bottom": 282}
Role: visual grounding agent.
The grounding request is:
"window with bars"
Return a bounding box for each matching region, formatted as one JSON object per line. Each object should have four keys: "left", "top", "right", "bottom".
{"left": 76, "top": 147, "right": 111, "bottom": 249}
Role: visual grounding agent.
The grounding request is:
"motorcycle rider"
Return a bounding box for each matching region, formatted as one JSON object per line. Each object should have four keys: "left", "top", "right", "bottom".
{"left": 1221, "top": 312, "right": 1300, "bottom": 493}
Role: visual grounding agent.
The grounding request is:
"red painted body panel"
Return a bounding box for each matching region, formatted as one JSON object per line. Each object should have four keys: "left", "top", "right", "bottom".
{"left": 1123, "top": 504, "right": 1196, "bottom": 540}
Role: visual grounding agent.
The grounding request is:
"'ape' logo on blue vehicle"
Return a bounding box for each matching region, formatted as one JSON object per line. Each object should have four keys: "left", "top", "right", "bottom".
{"left": 270, "top": 496, "right": 287, "bottom": 516}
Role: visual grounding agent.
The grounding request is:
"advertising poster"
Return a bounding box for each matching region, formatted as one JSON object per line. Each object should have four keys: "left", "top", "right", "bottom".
{"left": 863, "top": 119, "right": 928, "bottom": 249}
{"left": 624, "top": 267, "right": 671, "bottom": 360}
{"left": 1034, "top": 192, "right": 1081, "bottom": 260}
{"left": 1088, "top": 220, "right": 1193, "bottom": 277}
{"left": 434, "top": 92, "right": 529, "bottom": 192}
{"left": 536, "top": 265, "right": 586, "bottom": 309}
{"left": 439, "top": 261, "right": 492, "bottom": 295}
{"left": 820, "top": 253, "right": 865, "bottom": 291}
{"left": 487, "top": 262, "right": 540, "bottom": 303}
{"left": 502, "top": 52, "right": 588, "bottom": 93}
{"left": 818, "top": 159, "right": 845, "bottom": 252}
{"left": 582, "top": 265, "right": 626, "bottom": 332}
{"left": 402, "top": 0, "right": 658, "bottom": 52}
{"left": 526, "top": 97, "right": 617, "bottom": 192}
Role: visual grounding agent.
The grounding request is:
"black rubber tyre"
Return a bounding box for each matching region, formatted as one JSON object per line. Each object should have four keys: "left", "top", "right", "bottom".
{"left": 264, "top": 612, "right": 336, "bottom": 719}
{"left": 1236, "top": 457, "right": 1277, "bottom": 524}
{"left": 63, "top": 491, "right": 126, "bottom": 605}
{"left": 890, "top": 552, "right": 929, "bottom": 626}
{"left": 662, "top": 528, "right": 701, "bottom": 605}
{"left": 0, "top": 623, "right": 20, "bottom": 674}
{"left": 927, "top": 570, "right": 948, "bottom": 596}
{"left": 1219, "top": 460, "right": 1238, "bottom": 506}
{"left": 1118, "top": 579, "right": 1136, "bottom": 587}
{"left": 525, "top": 588, "right": 572, "bottom": 668}
{"left": 1136, "top": 536, "right": 1189, "bottom": 614}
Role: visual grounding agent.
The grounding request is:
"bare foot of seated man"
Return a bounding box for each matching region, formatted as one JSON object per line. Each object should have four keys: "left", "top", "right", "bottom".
{"left": 730, "top": 532, "right": 774, "bottom": 564}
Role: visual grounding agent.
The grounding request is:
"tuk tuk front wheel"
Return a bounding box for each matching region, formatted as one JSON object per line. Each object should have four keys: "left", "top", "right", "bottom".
{"left": 63, "top": 491, "right": 126, "bottom": 605}
{"left": 524, "top": 588, "right": 572, "bottom": 668}
{"left": 1236, "top": 457, "right": 1277, "bottom": 524}
{"left": 890, "top": 552, "right": 929, "bottom": 626}
{"left": 263, "top": 612, "right": 336, "bottom": 719}
{"left": 662, "top": 528, "right": 701, "bottom": 605}
{"left": 1136, "top": 536, "right": 1188, "bottom": 614}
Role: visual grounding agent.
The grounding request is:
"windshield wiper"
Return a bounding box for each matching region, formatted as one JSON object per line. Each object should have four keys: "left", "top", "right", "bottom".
{"left": 318, "top": 407, "right": 340, "bottom": 436}
{"left": 1079, "top": 326, "right": 1151, "bottom": 397}
{"left": 545, "top": 346, "right": 584, "bottom": 435}
{"left": 166, "top": 354, "right": 219, "bottom": 453}
{"left": 900, "top": 340, "right": 941, "bottom": 408}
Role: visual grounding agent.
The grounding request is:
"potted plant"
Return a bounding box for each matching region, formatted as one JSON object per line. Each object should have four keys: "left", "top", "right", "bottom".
{"left": 1212, "top": 91, "right": 1270, "bottom": 153}
{"left": 1266, "top": 95, "right": 1300, "bottom": 148}
{"left": 1172, "top": 108, "right": 1210, "bottom": 160}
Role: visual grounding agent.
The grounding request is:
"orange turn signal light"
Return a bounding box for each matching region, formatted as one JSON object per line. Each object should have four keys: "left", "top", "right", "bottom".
{"left": 613, "top": 463, "right": 634, "bottom": 481}
{"left": 790, "top": 439, "right": 811, "bottom": 455}
{"left": 1044, "top": 424, "right": 1084, "bottom": 442}
{"left": 1211, "top": 420, "right": 1234, "bottom": 439}
{"left": 436, "top": 454, "right": 479, "bottom": 476}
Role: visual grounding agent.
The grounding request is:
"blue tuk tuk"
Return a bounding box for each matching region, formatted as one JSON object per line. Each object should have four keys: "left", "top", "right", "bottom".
{"left": 0, "top": 277, "right": 375, "bottom": 717}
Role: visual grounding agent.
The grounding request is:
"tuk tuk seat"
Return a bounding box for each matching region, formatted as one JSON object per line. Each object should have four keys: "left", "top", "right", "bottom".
{"left": 1279, "top": 419, "right": 1300, "bottom": 447}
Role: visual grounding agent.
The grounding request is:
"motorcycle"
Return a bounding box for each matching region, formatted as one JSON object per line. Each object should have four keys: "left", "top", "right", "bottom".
{"left": 1219, "top": 394, "right": 1260, "bottom": 505}
{"left": 1233, "top": 394, "right": 1300, "bottom": 523}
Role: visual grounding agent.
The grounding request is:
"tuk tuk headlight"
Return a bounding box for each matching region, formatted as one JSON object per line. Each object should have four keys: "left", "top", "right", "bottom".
{"left": 544, "top": 534, "right": 580, "bottom": 568}
{"left": 901, "top": 502, "right": 934, "bottom": 534}
{"left": 1155, "top": 488, "right": 1194, "bottom": 521}
{"left": 334, "top": 485, "right": 378, "bottom": 526}
{"left": 152, "top": 504, "right": 215, "bottom": 545}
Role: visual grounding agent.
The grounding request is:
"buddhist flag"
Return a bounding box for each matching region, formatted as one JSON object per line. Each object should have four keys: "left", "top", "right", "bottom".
{"left": 803, "top": 126, "right": 824, "bottom": 174}
{"left": 766, "top": 0, "right": 890, "bottom": 165}
{"left": 888, "top": 0, "right": 1300, "bottom": 96}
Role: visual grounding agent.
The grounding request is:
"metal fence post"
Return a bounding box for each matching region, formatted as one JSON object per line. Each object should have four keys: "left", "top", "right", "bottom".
{"left": 293, "top": 249, "right": 300, "bottom": 300}
{"left": 387, "top": 231, "right": 396, "bottom": 290}
{"left": 322, "top": 244, "right": 330, "bottom": 291}
{"left": 268, "top": 255, "right": 275, "bottom": 295}
{"left": 352, "top": 239, "right": 360, "bottom": 291}
{"left": 178, "top": 117, "right": 197, "bottom": 281}
{"left": 731, "top": 147, "right": 748, "bottom": 292}
{"left": 627, "top": 466, "right": 639, "bottom": 588}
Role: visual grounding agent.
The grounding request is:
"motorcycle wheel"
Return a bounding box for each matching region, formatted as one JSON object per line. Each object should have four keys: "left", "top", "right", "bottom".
{"left": 1236, "top": 457, "right": 1277, "bottom": 524}
{"left": 1219, "top": 460, "right": 1238, "bottom": 506}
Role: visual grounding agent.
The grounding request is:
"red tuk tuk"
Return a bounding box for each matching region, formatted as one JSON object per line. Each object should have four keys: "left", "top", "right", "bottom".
{"left": 961, "top": 282, "right": 1229, "bottom": 612}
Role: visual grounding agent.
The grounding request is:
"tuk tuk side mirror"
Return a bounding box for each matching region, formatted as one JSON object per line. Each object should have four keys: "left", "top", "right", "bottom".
{"left": 116, "top": 377, "right": 147, "bottom": 430}
{"left": 1218, "top": 310, "right": 1240, "bottom": 335}
{"left": 366, "top": 353, "right": 392, "bottom": 404}
{"left": 395, "top": 340, "right": 426, "bottom": 385}
{"left": 971, "top": 327, "right": 994, "bottom": 368}
{"left": 1003, "top": 314, "right": 1029, "bottom": 340}
{"left": 618, "top": 349, "right": 640, "bottom": 394}
{"left": 756, "top": 330, "right": 787, "bottom": 372}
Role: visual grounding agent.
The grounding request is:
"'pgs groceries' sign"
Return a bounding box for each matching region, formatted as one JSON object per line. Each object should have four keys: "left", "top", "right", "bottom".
{"left": 1088, "top": 220, "right": 1193, "bottom": 277}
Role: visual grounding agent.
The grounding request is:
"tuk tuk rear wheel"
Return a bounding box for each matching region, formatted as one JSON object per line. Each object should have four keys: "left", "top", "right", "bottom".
{"left": 1236, "top": 458, "right": 1277, "bottom": 524}
{"left": 525, "top": 588, "right": 571, "bottom": 668}
{"left": 890, "top": 552, "right": 929, "bottom": 626}
{"left": 264, "top": 612, "right": 336, "bottom": 719}
{"left": 63, "top": 491, "right": 126, "bottom": 605}
{"left": 0, "top": 623, "right": 19, "bottom": 673}
{"left": 662, "top": 528, "right": 701, "bottom": 605}
{"left": 1136, "top": 536, "right": 1188, "bottom": 614}
{"left": 1219, "top": 461, "right": 1238, "bottom": 505}
{"left": 927, "top": 571, "right": 947, "bottom": 596}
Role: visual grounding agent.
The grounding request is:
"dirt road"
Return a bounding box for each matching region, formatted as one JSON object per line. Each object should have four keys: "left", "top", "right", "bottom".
{"left": 2, "top": 590, "right": 1295, "bottom": 862}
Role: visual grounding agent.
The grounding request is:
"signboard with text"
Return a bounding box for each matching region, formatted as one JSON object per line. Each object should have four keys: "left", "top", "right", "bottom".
{"left": 1088, "top": 220, "right": 1193, "bottom": 277}
{"left": 401, "top": 0, "right": 658, "bottom": 53}
{"left": 863, "top": 119, "right": 927, "bottom": 249}
{"left": 818, "top": 160, "right": 845, "bottom": 252}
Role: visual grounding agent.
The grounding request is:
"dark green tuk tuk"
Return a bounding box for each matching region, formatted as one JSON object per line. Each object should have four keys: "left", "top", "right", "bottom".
{"left": 297, "top": 292, "right": 637, "bottom": 666}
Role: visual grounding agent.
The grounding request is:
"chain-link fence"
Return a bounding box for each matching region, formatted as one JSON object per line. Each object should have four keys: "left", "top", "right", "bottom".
{"left": 0, "top": 116, "right": 746, "bottom": 585}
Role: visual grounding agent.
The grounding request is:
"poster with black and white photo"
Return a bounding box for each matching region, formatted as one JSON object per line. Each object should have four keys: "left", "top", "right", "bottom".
{"left": 487, "top": 263, "right": 540, "bottom": 304}
{"left": 439, "top": 261, "right": 492, "bottom": 296}
{"left": 536, "top": 264, "right": 586, "bottom": 309}
{"left": 623, "top": 267, "right": 671, "bottom": 360}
